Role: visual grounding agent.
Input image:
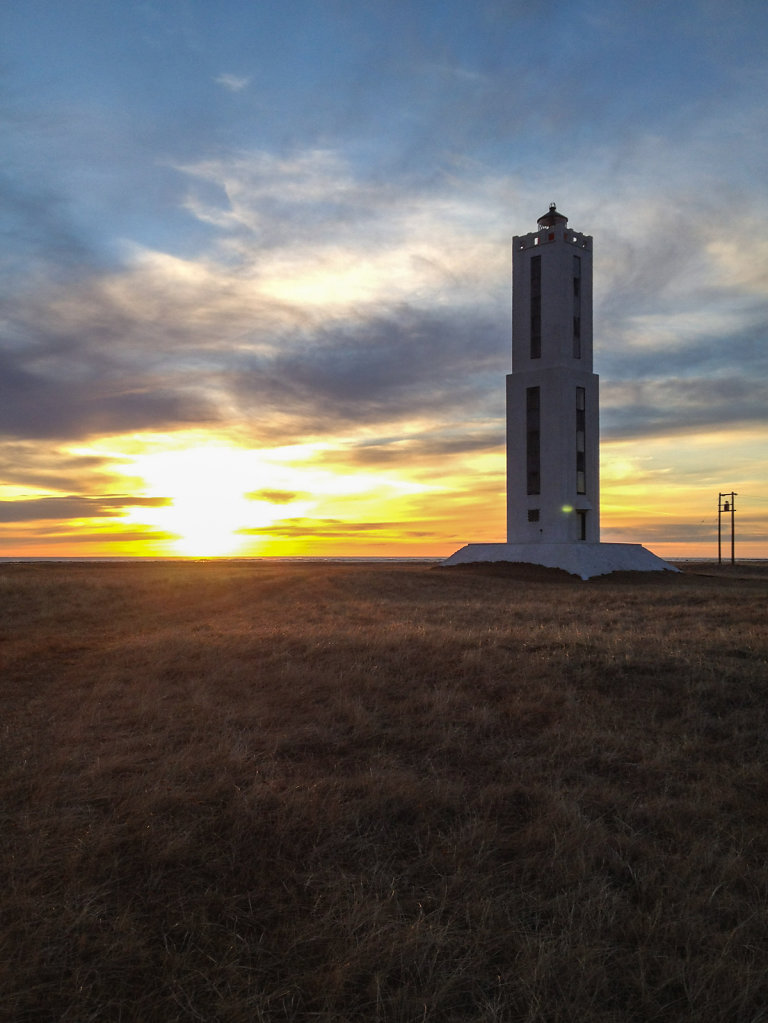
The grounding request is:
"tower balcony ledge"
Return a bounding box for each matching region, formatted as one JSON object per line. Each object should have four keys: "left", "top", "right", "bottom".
{"left": 514, "top": 230, "right": 591, "bottom": 250}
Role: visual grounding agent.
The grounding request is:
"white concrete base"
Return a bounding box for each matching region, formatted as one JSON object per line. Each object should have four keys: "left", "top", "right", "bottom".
{"left": 440, "top": 542, "right": 679, "bottom": 580}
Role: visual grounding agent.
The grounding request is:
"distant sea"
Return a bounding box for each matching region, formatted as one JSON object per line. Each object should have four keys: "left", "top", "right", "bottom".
{"left": 0, "top": 556, "right": 445, "bottom": 563}
{"left": 1, "top": 556, "right": 765, "bottom": 565}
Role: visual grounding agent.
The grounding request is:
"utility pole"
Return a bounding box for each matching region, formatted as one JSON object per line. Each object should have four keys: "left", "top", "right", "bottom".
{"left": 717, "top": 492, "right": 737, "bottom": 565}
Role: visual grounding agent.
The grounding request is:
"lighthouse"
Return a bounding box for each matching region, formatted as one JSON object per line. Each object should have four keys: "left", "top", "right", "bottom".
{"left": 506, "top": 203, "right": 599, "bottom": 544}
{"left": 442, "top": 203, "right": 677, "bottom": 579}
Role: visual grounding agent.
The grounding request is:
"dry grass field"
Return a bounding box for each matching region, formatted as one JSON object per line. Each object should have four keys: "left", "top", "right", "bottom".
{"left": 1, "top": 560, "right": 767, "bottom": 1022}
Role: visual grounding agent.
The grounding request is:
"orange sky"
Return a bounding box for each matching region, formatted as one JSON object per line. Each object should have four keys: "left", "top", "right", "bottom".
{"left": 1, "top": 426, "right": 765, "bottom": 560}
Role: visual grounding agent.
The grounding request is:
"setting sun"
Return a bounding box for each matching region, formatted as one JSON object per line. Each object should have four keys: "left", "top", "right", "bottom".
{"left": 125, "top": 445, "right": 281, "bottom": 556}
{"left": 99, "top": 437, "right": 438, "bottom": 558}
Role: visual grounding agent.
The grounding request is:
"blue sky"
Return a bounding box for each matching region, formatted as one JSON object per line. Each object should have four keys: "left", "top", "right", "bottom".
{"left": 1, "top": 0, "right": 767, "bottom": 556}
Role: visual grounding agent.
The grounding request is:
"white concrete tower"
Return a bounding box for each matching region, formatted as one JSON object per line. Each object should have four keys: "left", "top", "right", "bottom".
{"left": 506, "top": 203, "right": 599, "bottom": 544}
{"left": 441, "top": 202, "right": 678, "bottom": 578}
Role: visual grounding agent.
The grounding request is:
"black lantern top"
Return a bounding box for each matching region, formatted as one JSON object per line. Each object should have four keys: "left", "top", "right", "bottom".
{"left": 537, "top": 202, "right": 568, "bottom": 229}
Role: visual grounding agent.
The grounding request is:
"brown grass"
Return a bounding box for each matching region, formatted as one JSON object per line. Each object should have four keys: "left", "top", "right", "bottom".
{"left": 1, "top": 560, "right": 767, "bottom": 1022}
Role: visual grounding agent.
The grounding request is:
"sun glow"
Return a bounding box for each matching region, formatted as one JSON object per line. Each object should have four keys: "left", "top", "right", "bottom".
{"left": 126, "top": 445, "right": 288, "bottom": 556}
{"left": 111, "top": 438, "right": 433, "bottom": 557}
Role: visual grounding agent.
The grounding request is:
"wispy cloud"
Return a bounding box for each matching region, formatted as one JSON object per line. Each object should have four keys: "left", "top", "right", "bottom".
{"left": 238, "top": 517, "right": 435, "bottom": 539}
{"left": 6, "top": 143, "right": 766, "bottom": 459}
{"left": 214, "top": 73, "right": 250, "bottom": 93}
{"left": 0, "top": 495, "right": 170, "bottom": 523}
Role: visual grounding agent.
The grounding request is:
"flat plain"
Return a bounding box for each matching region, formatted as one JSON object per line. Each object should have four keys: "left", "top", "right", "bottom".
{"left": 1, "top": 560, "right": 767, "bottom": 1022}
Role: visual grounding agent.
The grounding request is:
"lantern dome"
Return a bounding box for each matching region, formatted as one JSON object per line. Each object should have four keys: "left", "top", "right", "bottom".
{"left": 537, "top": 202, "right": 568, "bottom": 229}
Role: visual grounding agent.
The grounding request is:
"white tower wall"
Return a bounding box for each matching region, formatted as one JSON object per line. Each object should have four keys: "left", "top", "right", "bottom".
{"left": 506, "top": 207, "right": 600, "bottom": 544}
{"left": 506, "top": 369, "right": 599, "bottom": 542}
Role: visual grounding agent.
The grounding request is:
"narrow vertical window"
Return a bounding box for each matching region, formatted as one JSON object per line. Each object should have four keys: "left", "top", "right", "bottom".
{"left": 577, "top": 510, "right": 587, "bottom": 541}
{"left": 530, "top": 255, "right": 541, "bottom": 359}
{"left": 526, "top": 386, "right": 540, "bottom": 495}
{"left": 572, "top": 255, "right": 582, "bottom": 359}
{"left": 576, "top": 386, "right": 586, "bottom": 494}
